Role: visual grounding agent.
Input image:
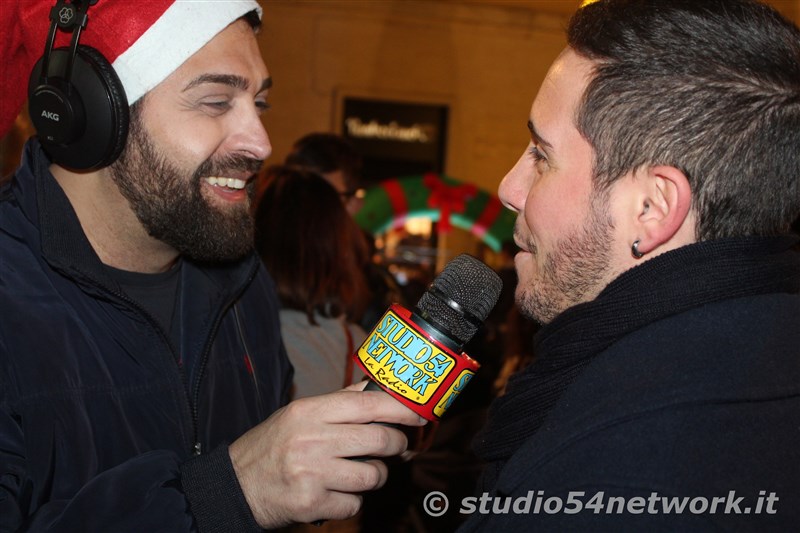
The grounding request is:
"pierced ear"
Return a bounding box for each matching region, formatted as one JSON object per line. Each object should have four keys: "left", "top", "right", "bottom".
{"left": 634, "top": 165, "right": 692, "bottom": 255}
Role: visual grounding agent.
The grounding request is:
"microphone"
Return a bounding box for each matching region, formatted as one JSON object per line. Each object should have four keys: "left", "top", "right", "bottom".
{"left": 354, "top": 254, "right": 502, "bottom": 420}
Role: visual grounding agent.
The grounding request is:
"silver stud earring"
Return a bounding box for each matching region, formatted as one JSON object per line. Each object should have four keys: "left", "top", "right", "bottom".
{"left": 631, "top": 240, "right": 644, "bottom": 259}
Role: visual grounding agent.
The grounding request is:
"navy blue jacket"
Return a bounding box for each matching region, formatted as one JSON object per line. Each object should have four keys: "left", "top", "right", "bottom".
{"left": 460, "top": 293, "right": 800, "bottom": 532}
{"left": 0, "top": 140, "right": 293, "bottom": 531}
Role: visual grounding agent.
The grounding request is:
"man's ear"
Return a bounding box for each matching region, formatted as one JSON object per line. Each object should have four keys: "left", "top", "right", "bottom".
{"left": 631, "top": 165, "right": 693, "bottom": 256}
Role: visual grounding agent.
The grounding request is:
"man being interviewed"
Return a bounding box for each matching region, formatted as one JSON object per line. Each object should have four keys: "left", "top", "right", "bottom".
{"left": 0, "top": 1, "right": 424, "bottom": 531}
{"left": 464, "top": 0, "right": 800, "bottom": 530}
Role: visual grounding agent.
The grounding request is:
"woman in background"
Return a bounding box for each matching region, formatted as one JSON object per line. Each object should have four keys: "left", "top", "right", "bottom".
{"left": 254, "top": 165, "right": 371, "bottom": 399}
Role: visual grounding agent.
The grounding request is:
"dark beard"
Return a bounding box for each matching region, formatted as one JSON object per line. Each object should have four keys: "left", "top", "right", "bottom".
{"left": 109, "top": 107, "right": 262, "bottom": 263}
{"left": 516, "top": 191, "right": 616, "bottom": 324}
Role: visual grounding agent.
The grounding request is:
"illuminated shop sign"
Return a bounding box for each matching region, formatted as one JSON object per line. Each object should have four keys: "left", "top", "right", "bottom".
{"left": 344, "top": 117, "right": 434, "bottom": 143}
{"left": 342, "top": 97, "right": 449, "bottom": 183}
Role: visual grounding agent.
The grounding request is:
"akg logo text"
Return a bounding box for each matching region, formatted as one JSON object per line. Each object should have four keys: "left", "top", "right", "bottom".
{"left": 41, "top": 110, "right": 60, "bottom": 122}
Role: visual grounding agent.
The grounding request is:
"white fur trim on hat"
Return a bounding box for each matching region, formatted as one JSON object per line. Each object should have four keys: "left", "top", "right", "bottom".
{"left": 112, "top": 0, "right": 262, "bottom": 106}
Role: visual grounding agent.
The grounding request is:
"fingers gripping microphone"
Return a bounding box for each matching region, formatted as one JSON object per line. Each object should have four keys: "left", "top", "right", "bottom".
{"left": 354, "top": 254, "right": 502, "bottom": 420}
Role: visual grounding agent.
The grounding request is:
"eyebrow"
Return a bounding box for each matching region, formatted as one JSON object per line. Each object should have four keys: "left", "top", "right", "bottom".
{"left": 183, "top": 74, "right": 272, "bottom": 93}
{"left": 527, "top": 120, "right": 553, "bottom": 151}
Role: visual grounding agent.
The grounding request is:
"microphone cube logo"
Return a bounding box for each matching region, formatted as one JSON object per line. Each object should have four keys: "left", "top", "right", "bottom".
{"left": 357, "top": 308, "right": 455, "bottom": 404}
{"left": 354, "top": 305, "right": 480, "bottom": 420}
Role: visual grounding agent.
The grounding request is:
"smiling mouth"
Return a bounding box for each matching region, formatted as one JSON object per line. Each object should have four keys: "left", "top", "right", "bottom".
{"left": 203, "top": 176, "right": 247, "bottom": 190}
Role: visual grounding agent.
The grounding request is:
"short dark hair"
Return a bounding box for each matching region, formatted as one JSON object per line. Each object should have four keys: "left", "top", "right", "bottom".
{"left": 285, "top": 133, "right": 363, "bottom": 192}
{"left": 253, "top": 165, "right": 370, "bottom": 324}
{"left": 568, "top": 0, "right": 800, "bottom": 240}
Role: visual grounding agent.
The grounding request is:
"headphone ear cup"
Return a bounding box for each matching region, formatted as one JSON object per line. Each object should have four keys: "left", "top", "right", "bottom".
{"left": 28, "top": 45, "right": 129, "bottom": 171}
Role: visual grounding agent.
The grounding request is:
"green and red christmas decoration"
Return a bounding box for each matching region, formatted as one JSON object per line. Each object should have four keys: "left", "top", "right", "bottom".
{"left": 354, "top": 173, "right": 515, "bottom": 252}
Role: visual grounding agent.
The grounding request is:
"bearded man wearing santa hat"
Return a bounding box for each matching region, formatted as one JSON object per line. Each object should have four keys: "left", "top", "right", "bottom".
{"left": 0, "top": 1, "right": 425, "bottom": 530}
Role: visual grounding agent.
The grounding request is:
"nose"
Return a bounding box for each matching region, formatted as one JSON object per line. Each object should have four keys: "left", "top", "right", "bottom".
{"left": 498, "top": 150, "right": 528, "bottom": 214}
{"left": 233, "top": 109, "right": 272, "bottom": 162}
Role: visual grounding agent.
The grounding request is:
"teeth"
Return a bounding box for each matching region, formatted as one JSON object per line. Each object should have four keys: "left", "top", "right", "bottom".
{"left": 204, "top": 176, "right": 246, "bottom": 190}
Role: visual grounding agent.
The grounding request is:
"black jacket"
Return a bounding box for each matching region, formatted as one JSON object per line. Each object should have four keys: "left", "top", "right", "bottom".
{"left": 460, "top": 249, "right": 800, "bottom": 532}
{"left": 0, "top": 140, "right": 292, "bottom": 531}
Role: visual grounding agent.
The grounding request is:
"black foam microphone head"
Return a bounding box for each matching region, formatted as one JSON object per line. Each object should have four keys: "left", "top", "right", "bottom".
{"left": 416, "top": 254, "right": 503, "bottom": 347}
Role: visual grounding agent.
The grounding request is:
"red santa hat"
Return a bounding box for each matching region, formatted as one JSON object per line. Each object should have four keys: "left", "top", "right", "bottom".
{"left": 0, "top": 0, "right": 262, "bottom": 137}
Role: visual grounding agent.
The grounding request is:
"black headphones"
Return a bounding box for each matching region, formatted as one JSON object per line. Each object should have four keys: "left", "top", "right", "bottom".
{"left": 27, "top": 0, "right": 129, "bottom": 171}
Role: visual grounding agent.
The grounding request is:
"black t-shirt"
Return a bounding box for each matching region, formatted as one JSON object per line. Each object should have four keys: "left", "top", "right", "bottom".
{"left": 105, "top": 261, "right": 182, "bottom": 352}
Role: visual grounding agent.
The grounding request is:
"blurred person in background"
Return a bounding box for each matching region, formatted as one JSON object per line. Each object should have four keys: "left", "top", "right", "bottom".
{"left": 284, "top": 132, "right": 365, "bottom": 216}
{"left": 279, "top": 132, "right": 405, "bottom": 331}
{"left": 254, "top": 165, "right": 371, "bottom": 400}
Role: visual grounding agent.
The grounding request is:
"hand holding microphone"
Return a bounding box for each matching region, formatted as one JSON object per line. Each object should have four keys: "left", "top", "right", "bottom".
{"left": 228, "top": 254, "right": 501, "bottom": 528}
